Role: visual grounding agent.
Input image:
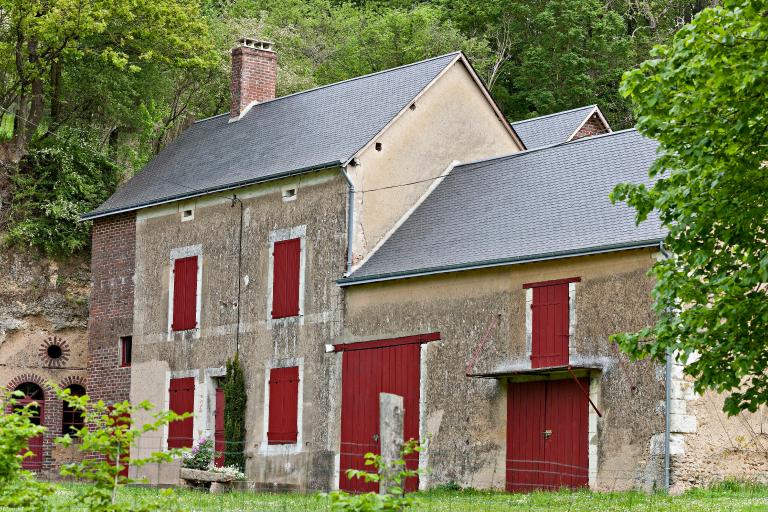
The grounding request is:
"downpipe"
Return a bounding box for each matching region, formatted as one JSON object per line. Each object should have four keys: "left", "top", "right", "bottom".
{"left": 659, "top": 241, "right": 672, "bottom": 493}
{"left": 340, "top": 166, "right": 355, "bottom": 273}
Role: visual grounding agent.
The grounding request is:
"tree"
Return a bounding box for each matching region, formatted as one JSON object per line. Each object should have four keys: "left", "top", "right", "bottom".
{"left": 611, "top": 0, "right": 768, "bottom": 415}
{"left": 0, "top": 0, "right": 218, "bottom": 164}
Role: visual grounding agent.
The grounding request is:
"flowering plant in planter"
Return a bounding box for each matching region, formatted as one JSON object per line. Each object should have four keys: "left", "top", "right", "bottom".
{"left": 182, "top": 436, "right": 214, "bottom": 470}
{"left": 209, "top": 465, "right": 247, "bottom": 481}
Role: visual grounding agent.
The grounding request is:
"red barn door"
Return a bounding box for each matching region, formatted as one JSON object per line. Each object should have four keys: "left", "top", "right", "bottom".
{"left": 214, "top": 388, "right": 225, "bottom": 467}
{"left": 339, "top": 336, "right": 431, "bottom": 493}
{"left": 506, "top": 378, "right": 589, "bottom": 491}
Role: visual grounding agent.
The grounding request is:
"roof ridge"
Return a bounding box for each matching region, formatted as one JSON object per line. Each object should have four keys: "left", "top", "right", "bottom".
{"left": 454, "top": 127, "right": 640, "bottom": 171}
{"left": 195, "top": 51, "right": 462, "bottom": 125}
{"left": 510, "top": 104, "right": 597, "bottom": 125}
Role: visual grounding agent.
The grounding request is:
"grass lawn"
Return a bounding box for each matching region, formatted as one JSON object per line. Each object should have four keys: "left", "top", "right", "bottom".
{"left": 43, "top": 482, "right": 768, "bottom": 511}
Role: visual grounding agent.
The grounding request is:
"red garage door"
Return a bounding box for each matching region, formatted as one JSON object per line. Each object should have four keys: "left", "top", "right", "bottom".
{"left": 339, "top": 333, "right": 438, "bottom": 493}
{"left": 506, "top": 378, "right": 589, "bottom": 492}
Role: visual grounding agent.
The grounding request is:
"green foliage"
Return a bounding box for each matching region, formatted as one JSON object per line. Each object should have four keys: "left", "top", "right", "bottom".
{"left": 0, "top": 388, "right": 53, "bottom": 509}
{"left": 611, "top": 0, "right": 768, "bottom": 415}
{"left": 55, "top": 384, "right": 189, "bottom": 511}
{"left": 324, "top": 440, "right": 423, "bottom": 511}
{"left": 5, "top": 128, "right": 120, "bottom": 256}
{"left": 182, "top": 435, "right": 215, "bottom": 470}
{"left": 223, "top": 355, "right": 247, "bottom": 471}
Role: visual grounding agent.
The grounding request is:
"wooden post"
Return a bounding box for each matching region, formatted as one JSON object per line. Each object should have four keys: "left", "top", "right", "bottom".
{"left": 379, "top": 393, "right": 404, "bottom": 495}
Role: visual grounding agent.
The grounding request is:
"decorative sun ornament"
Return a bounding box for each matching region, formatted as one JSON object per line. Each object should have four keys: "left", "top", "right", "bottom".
{"left": 39, "top": 336, "right": 70, "bottom": 368}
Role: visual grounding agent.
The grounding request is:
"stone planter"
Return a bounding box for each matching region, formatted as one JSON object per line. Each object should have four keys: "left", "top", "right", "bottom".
{"left": 180, "top": 467, "right": 236, "bottom": 493}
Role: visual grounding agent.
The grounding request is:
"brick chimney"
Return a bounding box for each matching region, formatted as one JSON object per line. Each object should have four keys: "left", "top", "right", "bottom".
{"left": 230, "top": 38, "right": 277, "bottom": 120}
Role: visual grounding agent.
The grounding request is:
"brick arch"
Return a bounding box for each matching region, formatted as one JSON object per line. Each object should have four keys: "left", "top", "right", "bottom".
{"left": 59, "top": 375, "right": 87, "bottom": 391}
{"left": 5, "top": 373, "right": 53, "bottom": 400}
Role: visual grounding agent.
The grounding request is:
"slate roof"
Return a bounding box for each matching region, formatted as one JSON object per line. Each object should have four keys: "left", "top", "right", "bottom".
{"left": 341, "top": 129, "right": 664, "bottom": 285}
{"left": 84, "top": 52, "right": 463, "bottom": 219}
{"left": 511, "top": 105, "right": 602, "bottom": 149}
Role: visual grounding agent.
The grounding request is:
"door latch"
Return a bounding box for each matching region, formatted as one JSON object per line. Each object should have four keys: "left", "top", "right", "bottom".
{"left": 542, "top": 430, "right": 552, "bottom": 439}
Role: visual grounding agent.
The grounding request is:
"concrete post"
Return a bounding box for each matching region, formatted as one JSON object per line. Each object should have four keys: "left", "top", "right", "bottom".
{"left": 379, "top": 393, "right": 404, "bottom": 495}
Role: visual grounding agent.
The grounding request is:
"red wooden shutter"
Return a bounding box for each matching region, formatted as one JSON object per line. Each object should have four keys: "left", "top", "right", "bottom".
{"left": 172, "top": 256, "right": 198, "bottom": 331}
{"left": 272, "top": 239, "right": 301, "bottom": 319}
{"left": 168, "top": 377, "right": 195, "bottom": 448}
{"left": 529, "top": 282, "right": 571, "bottom": 368}
{"left": 267, "top": 366, "right": 299, "bottom": 444}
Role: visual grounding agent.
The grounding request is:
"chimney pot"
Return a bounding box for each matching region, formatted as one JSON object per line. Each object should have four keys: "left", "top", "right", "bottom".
{"left": 230, "top": 38, "right": 277, "bottom": 121}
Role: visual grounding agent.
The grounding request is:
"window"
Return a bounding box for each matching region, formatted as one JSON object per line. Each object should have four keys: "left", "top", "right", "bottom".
{"left": 267, "top": 366, "right": 299, "bottom": 445}
{"left": 181, "top": 209, "right": 194, "bottom": 221}
{"left": 172, "top": 256, "right": 198, "bottom": 331}
{"left": 524, "top": 278, "right": 579, "bottom": 369}
{"left": 282, "top": 187, "right": 297, "bottom": 202}
{"left": 271, "top": 238, "right": 301, "bottom": 319}
{"left": 168, "top": 377, "right": 195, "bottom": 448}
{"left": 62, "top": 384, "right": 86, "bottom": 435}
{"left": 120, "top": 336, "right": 132, "bottom": 367}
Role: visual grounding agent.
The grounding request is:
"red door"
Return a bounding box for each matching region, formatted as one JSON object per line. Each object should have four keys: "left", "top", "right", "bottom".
{"left": 339, "top": 340, "right": 422, "bottom": 493}
{"left": 168, "top": 377, "right": 195, "bottom": 448}
{"left": 15, "top": 383, "right": 44, "bottom": 470}
{"left": 528, "top": 282, "right": 571, "bottom": 368}
{"left": 506, "top": 378, "right": 589, "bottom": 492}
{"left": 214, "top": 388, "right": 225, "bottom": 467}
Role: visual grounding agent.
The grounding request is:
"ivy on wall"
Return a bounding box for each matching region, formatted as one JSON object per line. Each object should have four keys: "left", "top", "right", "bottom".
{"left": 223, "top": 355, "right": 246, "bottom": 471}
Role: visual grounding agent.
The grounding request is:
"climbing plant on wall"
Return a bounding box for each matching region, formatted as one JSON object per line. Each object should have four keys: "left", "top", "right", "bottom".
{"left": 223, "top": 355, "right": 247, "bottom": 471}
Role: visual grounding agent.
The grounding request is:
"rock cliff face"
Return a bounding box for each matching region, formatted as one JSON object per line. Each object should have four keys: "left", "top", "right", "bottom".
{"left": 0, "top": 247, "right": 91, "bottom": 473}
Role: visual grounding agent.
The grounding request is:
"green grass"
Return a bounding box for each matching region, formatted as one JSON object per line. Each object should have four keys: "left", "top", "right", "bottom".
{"left": 40, "top": 482, "right": 768, "bottom": 511}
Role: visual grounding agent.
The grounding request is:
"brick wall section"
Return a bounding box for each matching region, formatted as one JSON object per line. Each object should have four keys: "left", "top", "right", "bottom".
{"left": 572, "top": 113, "right": 609, "bottom": 140}
{"left": 230, "top": 45, "right": 277, "bottom": 119}
{"left": 87, "top": 212, "right": 135, "bottom": 405}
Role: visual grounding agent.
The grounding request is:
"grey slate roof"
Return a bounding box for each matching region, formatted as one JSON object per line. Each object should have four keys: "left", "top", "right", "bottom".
{"left": 84, "top": 52, "right": 461, "bottom": 219}
{"left": 511, "top": 105, "right": 601, "bottom": 149}
{"left": 341, "top": 129, "right": 664, "bottom": 285}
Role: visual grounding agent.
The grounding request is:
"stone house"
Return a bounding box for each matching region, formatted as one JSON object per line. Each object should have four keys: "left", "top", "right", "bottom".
{"left": 79, "top": 39, "right": 768, "bottom": 492}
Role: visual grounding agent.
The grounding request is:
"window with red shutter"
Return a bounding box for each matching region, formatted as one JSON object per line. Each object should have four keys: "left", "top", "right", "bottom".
{"left": 172, "top": 256, "right": 198, "bottom": 331}
{"left": 168, "top": 377, "right": 195, "bottom": 448}
{"left": 120, "top": 336, "right": 132, "bottom": 367}
{"left": 267, "top": 366, "right": 299, "bottom": 444}
{"left": 272, "top": 239, "right": 301, "bottom": 319}
{"left": 524, "top": 278, "right": 579, "bottom": 369}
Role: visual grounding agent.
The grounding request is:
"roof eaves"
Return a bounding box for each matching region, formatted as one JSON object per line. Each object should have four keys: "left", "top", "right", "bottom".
{"left": 337, "top": 239, "right": 663, "bottom": 287}
{"left": 81, "top": 160, "right": 343, "bottom": 221}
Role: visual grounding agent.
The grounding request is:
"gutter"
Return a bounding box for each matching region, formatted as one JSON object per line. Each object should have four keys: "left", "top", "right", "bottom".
{"left": 339, "top": 166, "right": 355, "bottom": 272}
{"left": 81, "top": 160, "right": 344, "bottom": 221}
{"left": 337, "top": 239, "right": 664, "bottom": 287}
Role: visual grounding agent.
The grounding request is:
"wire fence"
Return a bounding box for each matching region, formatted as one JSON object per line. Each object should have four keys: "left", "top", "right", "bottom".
{"left": 25, "top": 434, "right": 768, "bottom": 511}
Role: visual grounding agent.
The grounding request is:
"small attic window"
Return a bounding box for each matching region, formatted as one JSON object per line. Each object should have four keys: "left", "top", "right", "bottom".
{"left": 181, "top": 209, "right": 194, "bottom": 221}
{"left": 375, "top": 142, "right": 383, "bottom": 151}
{"left": 282, "top": 187, "right": 297, "bottom": 202}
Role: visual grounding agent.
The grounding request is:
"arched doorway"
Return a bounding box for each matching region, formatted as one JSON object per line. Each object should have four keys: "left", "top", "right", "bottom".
{"left": 14, "top": 382, "right": 45, "bottom": 470}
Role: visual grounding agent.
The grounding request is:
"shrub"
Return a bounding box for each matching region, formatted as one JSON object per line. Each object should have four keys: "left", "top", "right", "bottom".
{"left": 55, "top": 385, "right": 189, "bottom": 511}
{"left": 0, "top": 388, "right": 52, "bottom": 509}
{"left": 182, "top": 436, "right": 214, "bottom": 470}
{"left": 324, "top": 439, "right": 423, "bottom": 511}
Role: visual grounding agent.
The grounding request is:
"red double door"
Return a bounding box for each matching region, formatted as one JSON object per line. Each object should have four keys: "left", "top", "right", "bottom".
{"left": 506, "top": 378, "right": 589, "bottom": 492}
{"left": 339, "top": 340, "right": 422, "bottom": 493}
